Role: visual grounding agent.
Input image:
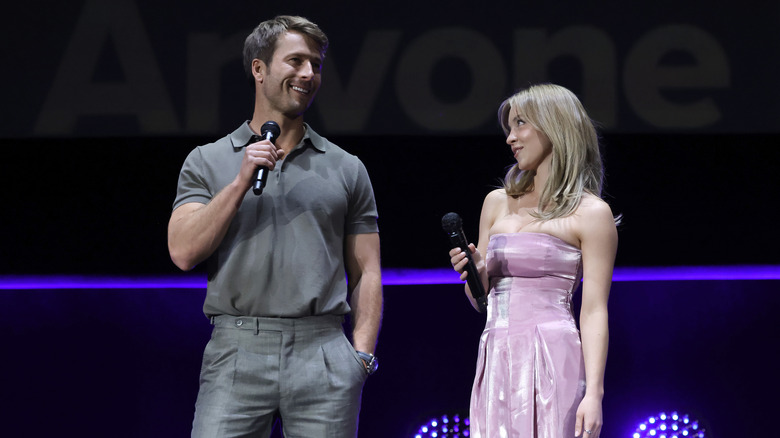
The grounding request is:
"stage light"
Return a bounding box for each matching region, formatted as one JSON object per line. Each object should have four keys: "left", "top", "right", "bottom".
{"left": 632, "top": 412, "right": 706, "bottom": 438}
{"left": 413, "top": 413, "right": 470, "bottom": 437}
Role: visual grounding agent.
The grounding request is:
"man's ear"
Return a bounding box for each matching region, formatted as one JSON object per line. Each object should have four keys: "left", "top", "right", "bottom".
{"left": 252, "top": 59, "right": 266, "bottom": 84}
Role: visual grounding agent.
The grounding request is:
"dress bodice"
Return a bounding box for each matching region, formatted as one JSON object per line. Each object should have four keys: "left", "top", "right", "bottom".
{"left": 485, "top": 233, "right": 583, "bottom": 323}
{"left": 486, "top": 232, "right": 583, "bottom": 291}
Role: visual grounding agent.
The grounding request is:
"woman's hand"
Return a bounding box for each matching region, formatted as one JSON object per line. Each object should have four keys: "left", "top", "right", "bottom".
{"left": 574, "top": 393, "right": 603, "bottom": 438}
{"left": 449, "top": 243, "right": 480, "bottom": 281}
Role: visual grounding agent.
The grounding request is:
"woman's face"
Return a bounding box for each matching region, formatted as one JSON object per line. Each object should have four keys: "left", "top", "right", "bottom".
{"left": 505, "top": 105, "right": 553, "bottom": 171}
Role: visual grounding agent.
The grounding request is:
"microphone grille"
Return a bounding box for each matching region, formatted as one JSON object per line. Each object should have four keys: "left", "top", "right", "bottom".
{"left": 260, "top": 120, "right": 281, "bottom": 138}
{"left": 441, "top": 212, "right": 462, "bottom": 232}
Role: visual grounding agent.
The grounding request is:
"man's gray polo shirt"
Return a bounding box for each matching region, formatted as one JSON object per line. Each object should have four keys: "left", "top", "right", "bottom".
{"left": 173, "top": 122, "right": 379, "bottom": 318}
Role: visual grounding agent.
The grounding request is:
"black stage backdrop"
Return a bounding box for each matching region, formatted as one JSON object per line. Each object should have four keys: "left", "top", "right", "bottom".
{"left": 2, "top": 133, "right": 778, "bottom": 274}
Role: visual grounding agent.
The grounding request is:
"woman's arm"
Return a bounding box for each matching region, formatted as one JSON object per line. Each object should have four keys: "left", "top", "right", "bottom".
{"left": 574, "top": 197, "right": 618, "bottom": 437}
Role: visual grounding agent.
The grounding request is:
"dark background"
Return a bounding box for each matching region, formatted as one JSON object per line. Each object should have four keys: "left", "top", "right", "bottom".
{"left": 3, "top": 132, "right": 778, "bottom": 274}
{"left": 2, "top": 0, "right": 779, "bottom": 436}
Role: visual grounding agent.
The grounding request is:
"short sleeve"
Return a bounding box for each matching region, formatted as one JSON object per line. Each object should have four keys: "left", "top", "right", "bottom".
{"left": 172, "top": 147, "right": 212, "bottom": 211}
{"left": 345, "top": 159, "right": 379, "bottom": 235}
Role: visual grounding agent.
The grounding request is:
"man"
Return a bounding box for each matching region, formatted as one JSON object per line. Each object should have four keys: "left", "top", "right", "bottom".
{"left": 168, "top": 15, "right": 382, "bottom": 437}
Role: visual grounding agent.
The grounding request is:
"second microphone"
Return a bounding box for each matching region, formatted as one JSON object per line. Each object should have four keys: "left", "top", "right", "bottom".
{"left": 442, "top": 212, "right": 488, "bottom": 313}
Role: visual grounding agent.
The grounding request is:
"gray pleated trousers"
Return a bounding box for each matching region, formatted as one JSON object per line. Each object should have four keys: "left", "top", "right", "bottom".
{"left": 191, "top": 315, "right": 368, "bottom": 438}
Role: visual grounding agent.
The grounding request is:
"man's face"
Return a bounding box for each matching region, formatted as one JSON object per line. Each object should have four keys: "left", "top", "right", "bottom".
{"left": 258, "top": 31, "right": 323, "bottom": 118}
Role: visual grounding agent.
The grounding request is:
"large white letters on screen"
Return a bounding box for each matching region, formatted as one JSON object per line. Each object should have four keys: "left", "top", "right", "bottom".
{"left": 314, "top": 31, "right": 403, "bottom": 133}
{"left": 394, "top": 28, "right": 506, "bottom": 132}
{"left": 513, "top": 27, "right": 617, "bottom": 127}
{"left": 35, "top": 0, "right": 178, "bottom": 135}
{"left": 624, "top": 25, "right": 729, "bottom": 128}
{"left": 35, "top": 0, "right": 730, "bottom": 135}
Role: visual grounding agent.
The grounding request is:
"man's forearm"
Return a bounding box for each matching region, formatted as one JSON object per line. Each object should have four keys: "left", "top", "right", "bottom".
{"left": 349, "top": 271, "right": 383, "bottom": 353}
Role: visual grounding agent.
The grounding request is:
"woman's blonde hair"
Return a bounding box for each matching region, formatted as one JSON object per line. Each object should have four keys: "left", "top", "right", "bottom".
{"left": 499, "top": 83, "right": 603, "bottom": 220}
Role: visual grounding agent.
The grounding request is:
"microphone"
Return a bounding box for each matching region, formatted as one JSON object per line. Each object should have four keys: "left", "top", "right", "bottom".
{"left": 441, "top": 212, "right": 488, "bottom": 313}
{"left": 252, "top": 121, "right": 281, "bottom": 195}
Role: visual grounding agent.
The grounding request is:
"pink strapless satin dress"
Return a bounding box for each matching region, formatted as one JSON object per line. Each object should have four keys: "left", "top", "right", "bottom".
{"left": 470, "top": 233, "right": 586, "bottom": 438}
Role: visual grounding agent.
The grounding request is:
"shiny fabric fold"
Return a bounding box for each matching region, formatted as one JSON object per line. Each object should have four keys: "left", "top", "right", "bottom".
{"left": 470, "top": 233, "right": 586, "bottom": 438}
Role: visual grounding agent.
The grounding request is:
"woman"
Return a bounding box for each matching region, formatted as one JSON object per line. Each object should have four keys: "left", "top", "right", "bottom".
{"left": 449, "top": 83, "right": 618, "bottom": 438}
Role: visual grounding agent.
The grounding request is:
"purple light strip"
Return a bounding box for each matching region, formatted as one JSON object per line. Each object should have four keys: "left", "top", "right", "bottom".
{"left": 611, "top": 265, "right": 780, "bottom": 281}
{"left": 1, "top": 266, "right": 779, "bottom": 290}
{"left": 0, "top": 275, "right": 207, "bottom": 290}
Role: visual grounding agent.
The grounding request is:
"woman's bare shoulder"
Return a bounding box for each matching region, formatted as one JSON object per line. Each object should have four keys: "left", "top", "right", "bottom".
{"left": 482, "top": 188, "right": 508, "bottom": 208}
{"left": 486, "top": 188, "right": 507, "bottom": 200}
{"left": 578, "top": 193, "right": 613, "bottom": 216}
{"left": 479, "top": 189, "right": 509, "bottom": 230}
{"left": 575, "top": 193, "right": 618, "bottom": 241}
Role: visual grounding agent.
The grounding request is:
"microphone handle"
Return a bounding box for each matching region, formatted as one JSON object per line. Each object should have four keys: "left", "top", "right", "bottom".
{"left": 251, "top": 134, "right": 269, "bottom": 195}
{"left": 449, "top": 230, "right": 488, "bottom": 313}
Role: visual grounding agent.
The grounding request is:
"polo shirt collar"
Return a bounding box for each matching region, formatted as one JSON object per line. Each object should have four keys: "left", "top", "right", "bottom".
{"left": 230, "top": 121, "right": 328, "bottom": 152}
{"left": 302, "top": 123, "right": 328, "bottom": 152}
{"left": 230, "top": 121, "right": 258, "bottom": 149}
